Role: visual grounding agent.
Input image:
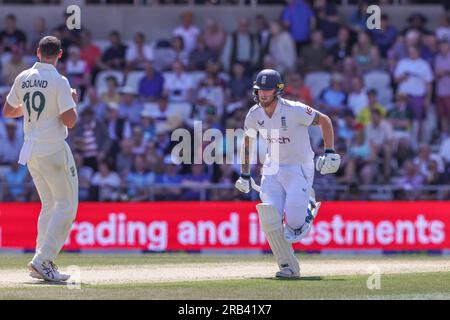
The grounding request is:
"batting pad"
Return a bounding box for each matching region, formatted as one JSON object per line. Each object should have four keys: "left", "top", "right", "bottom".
{"left": 256, "top": 203, "right": 300, "bottom": 275}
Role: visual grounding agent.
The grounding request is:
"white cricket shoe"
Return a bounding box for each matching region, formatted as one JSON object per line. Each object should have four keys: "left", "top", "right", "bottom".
{"left": 27, "top": 259, "right": 70, "bottom": 282}
{"left": 275, "top": 268, "right": 300, "bottom": 279}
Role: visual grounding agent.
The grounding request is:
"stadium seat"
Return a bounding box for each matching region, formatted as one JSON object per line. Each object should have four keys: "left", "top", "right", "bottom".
{"left": 92, "top": 40, "right": 111, "bottom": 53}
{"left": 125, "top": 71, "right": 145, "bottom": 93}
{"left": 304, "top": 72, "right": 331, "bottom": 100}
{"left": 95, "top": 70, "right": 125, "bottom": 95}
{"left": 363, "top": 70, "right": 391, "bottom": 92}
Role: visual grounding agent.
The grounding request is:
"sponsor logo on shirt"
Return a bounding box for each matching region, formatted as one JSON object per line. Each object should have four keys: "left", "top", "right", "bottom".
{"left": 281, "top": 116, "right": 287, "bottom": 131}
{"left": 266, "top": 137, "right": 291, "bottom": 144}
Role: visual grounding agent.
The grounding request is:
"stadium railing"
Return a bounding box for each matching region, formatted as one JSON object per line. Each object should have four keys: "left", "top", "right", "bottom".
{"left": 0, "top": 182, "right": 449, "bottom": 202}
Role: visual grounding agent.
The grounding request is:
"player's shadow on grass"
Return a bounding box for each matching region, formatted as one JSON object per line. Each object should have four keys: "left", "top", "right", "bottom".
{"left": 23, "top": 280, "right": 87, "bottom": 286}
{"left": 254, "top": 276, "right": 345, "bottom": 281}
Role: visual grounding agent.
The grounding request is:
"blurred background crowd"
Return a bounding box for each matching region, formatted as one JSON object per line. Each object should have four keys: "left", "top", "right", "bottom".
{"left": 0, "top": 0, "right": 449, "bottom": 202}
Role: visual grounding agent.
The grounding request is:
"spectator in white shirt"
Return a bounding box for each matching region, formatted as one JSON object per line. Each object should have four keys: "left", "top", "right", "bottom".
{"left": 268, "top": 20, "right": 297, "bottom": 74}
{"left": 394, "top": 45, "right": 433, "bottom": 143}
{"left": 91, "top": 162, "right": 121, "bottom": 201}
{"left": 436, "top": 14, "right": 450, "bottom": 42}
{"left": 126, "top": 32, "right": 154, "bottom": 71}
{"left": 172, "top": 10, "right": 200, "bottom": 55}
{"left": 163, "top": 60, "right": 194, "bottom": 103}
{"left": 347, "top": 76, "right": 368, "bottom": 116}
{"left": 413, "top": 144, "right": 445, "bottom": 178}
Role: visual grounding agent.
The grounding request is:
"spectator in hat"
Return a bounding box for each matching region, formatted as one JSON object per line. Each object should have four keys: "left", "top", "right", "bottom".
{"left": 118, "top": 86, "right": 143, "bottom": 125}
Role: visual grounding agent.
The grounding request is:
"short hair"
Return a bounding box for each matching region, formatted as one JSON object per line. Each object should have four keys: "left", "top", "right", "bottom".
{"left": 368, "top": 88, "right": 378, "bottom": 96}
{"left": 6, "top": 14, "right": 16, "bottom": 21}
{"left": 38, "top": 36, "right": 61, "bottom": 58}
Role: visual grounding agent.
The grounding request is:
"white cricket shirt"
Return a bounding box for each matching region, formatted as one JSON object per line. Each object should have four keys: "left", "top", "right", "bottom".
{"left": 244, "top": 98, "right": 317, "bottom": 166}
{"left": 6, "top": 62, "right": 76, "bottom": 158}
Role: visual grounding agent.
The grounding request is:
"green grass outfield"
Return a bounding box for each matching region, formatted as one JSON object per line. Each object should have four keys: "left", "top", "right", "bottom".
{"left": 1, "top": 253, "right": 450, "bottom": 300}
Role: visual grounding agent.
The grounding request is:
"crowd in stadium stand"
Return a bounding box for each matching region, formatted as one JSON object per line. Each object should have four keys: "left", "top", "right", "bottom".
{"left": 1, "top": 1, "right": 450, "bottom": 201}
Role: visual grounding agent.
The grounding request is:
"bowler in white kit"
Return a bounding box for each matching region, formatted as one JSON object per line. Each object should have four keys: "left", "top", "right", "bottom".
{"left": 235, "top": 69, "right": 340, "bottom": 278}
{"left": 2, "top": 36, "right": 78, "bottom": 282}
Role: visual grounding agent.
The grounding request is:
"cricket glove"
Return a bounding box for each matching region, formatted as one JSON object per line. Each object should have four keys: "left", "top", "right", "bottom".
{"left": 235, "top": 173, "right": 255, "bottom": 193}
{"left": 316, "top": 149, "right": 341, "bottom": 175}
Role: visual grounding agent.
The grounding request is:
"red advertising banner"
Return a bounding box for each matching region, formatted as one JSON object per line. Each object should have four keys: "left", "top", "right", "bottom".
{"left": 0, "top": 202, "right": 449, "bottom": 251}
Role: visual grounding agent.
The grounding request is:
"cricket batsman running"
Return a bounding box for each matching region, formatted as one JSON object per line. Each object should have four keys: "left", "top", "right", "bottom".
{"left": 235, "top": 69, "right": 340, "bottom": 278}
{"left": 2, "top": 36, "right": 78, "bottom": 282}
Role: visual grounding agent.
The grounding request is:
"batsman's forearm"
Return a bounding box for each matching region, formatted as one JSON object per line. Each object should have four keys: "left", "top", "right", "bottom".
{"left": 319, "top": 114, "right": 335, "bottom": 150}
{"left": 240, "top": 135, "right": 251, "bottom": 174}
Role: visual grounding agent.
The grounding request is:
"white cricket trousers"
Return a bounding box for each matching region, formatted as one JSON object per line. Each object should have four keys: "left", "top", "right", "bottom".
{"left": 27, "top": 141, "right": 78, "bottom": 262}
{"left": 259, "top": 161, "right": 314, "bottom": 230}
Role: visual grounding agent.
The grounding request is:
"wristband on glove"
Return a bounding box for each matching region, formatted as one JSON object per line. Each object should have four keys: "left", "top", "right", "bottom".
{"left": 240, "top": 172, "right": 251, "bottom": 180}
{"left": 324, "top": 148, "right": 336, "bottom": 154}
